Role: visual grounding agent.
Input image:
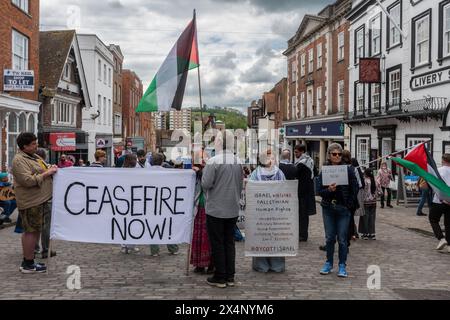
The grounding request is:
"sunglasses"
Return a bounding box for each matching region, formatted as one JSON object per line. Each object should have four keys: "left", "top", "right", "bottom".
{"left": 331, "top": 152, "right": 342, "bottom": 157}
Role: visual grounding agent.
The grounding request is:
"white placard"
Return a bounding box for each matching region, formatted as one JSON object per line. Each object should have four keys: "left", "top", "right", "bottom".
{"left": 245, "top": 180, "right": 299, "bottom": 257}
{"left": 50, "top": 167, "right": 196, "bottom": 245}
{"left": 321, "top": 165, "right": 349, "bottom": 186}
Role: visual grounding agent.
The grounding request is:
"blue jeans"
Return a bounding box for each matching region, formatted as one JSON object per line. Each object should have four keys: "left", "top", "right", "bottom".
{"left": 0, "top": 200, "right": 17, "bottom": 217}
{"left": 417, "top": 189, "right": 432, "bottom": 214}
{"left": 322, "top": 204, "right": 351, "bottom": 266}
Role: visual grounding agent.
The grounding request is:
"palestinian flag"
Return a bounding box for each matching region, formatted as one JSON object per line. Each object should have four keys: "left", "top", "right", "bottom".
{"left": 136, "top": 13, "right": 199, "bottom": 113}
{"left": 392, "top": 143, "right": 450, "bottom": 202}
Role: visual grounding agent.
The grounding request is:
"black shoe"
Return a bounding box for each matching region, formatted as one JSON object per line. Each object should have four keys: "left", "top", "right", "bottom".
{"left": 299, "top": 237, "right": 307, "bottom": 242}
{"left": 19, "top": 262, "right": 47, "bottom": 274}
{"left": 206, "top": 277, "right": 226, "bottom": 288}
{"left": 319, "top": 245, "right": 326, "bottom": 251}
{"left": 41, "top": 251, "right": 56, "bottom": 259}
{"left": 206, "top": 266, "right": 215, "bottom": 274}
{"left": 194, "top": 267, "right": 206, "bottom": 274}
{"left": 417, "top": 212, "right": 427, "bottom": 216}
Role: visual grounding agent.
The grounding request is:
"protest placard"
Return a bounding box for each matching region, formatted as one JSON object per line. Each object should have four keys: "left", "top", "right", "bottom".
{"left": 321, "top": 165, "right": 349, "bottom": 186}
{"left": 50, "top": 167, "right": 196, "bottom": 245}
{"left": 245, "top": 180, "right": 298, "bottom": 257}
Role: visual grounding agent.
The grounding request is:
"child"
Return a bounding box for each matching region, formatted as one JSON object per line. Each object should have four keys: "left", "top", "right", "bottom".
{"left": 359, "top": 169, "right": 378, "bottom": 240}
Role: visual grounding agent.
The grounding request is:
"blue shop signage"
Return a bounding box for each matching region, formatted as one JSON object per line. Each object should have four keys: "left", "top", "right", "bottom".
{"left": 286, "top": 120, "right": 344, "bottom": 137}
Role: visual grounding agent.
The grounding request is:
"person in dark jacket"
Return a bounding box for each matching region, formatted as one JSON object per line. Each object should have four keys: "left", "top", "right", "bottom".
{"left": 316, "top": 143, "right": 358, "bottom": 278}
{"left": 294, "top": 145, "right": 317, "bottom": 241}
{"left": 278, "top": 150, "right": 297, "bottom": 180}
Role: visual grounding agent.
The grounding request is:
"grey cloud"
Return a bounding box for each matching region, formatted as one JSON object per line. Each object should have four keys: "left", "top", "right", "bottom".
{"left": 240, "top": 63, "right": 277, "bottom": 84}
{"left": 211, "top": 0, "right": 332, "bottom": 13}
{"left": 107, "top": 0, "right": 124, "bottom": 9}
{"left": 210, "top": 51, "right": 237, "bottom": 70}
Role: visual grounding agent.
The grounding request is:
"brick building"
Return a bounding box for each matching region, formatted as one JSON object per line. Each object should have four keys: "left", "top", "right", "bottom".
{"left": 122, "top": 70, "right": 155, "bottom": 152}
{"left": 0, "top": 0, "right": 41, "bottom": 170}
{"left": 283, "top": 0, "right": 351, "bottom": 169}
{"left": 38, "top": 30, "right": 92, "bottom": 164}
{"left": 108, "top": 44, "right": 124, "bottom": 157}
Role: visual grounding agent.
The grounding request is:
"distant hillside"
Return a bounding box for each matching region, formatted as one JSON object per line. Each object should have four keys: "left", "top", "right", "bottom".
{"left": 190, "top": 107, "right": 247, "bottom": 130}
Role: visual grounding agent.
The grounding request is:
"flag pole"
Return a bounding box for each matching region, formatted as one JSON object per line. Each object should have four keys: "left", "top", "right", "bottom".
{"left": 356, "top": 140, "right": 432, "bottom": 169}
{"left": 194, "top": 9, "right": 204, "bottom": 136}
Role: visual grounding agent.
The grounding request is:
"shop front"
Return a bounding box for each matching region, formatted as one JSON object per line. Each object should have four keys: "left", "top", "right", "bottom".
{"left": 285, "top": 117, "right": 345, "bottom": 170}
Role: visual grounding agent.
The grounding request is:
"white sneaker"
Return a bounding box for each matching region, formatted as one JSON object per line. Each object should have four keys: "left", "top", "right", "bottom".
{"left": 436, "top": 239, "right": 448, "bottom": 250}
{"left": 438, "top": 246, "right": 450, "bottom": 254}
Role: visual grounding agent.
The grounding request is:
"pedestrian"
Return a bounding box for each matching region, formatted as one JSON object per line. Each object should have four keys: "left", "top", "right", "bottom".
{"left": 278, "top": 149, "right": 297, "bottom": 180}
{"left": 77, "top": 159, "right": 86, "bottom": 167}
{"left": 90, "top": 150, "right": 107, "bottom": 167}
{"left": 294, "top": 144, "right": 317, "bottom": 242}
{"left": 33, "top": 148, "right": 55, "bottom": 258}
{"left": 249, "top": 149, "right": 286, "bottom": 273}
{"left": 149, "top": 153, "right": 180, "bottom": 256}
{"left": 190, "top": 160, "right": 214, "bottom": 274}
{"left": 358, "top": 168, "right": 378, "bottom": 240}
{"left": 316, "top": 143, "right": 358, "bottom": 278}
{"left": 202, "top": 133, "right": 243, "bottom": 288}
{"left": 11, "top": 133, "right": 58, "bottom": 273}
{"left": 120, "top": 153, "right": 140, "bottom": 254}
{"left": 416, "top": 177, "right": 432, "bottom": 216}
{"left": 57, "top": 154, "right": 74, "bottom": 168}
{"left": 429, "top": 153, "right": 450, "bottom": 253}
{"left": 376, "top": 162, "right": 393, "bottom": 208}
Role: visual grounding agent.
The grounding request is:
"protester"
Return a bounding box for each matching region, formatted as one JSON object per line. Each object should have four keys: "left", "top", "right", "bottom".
{"left": 416, "top": 177, "right": 432, "bottom": 216}
{"left": 33, "top": 148, "right": 55, "bottom": 258}
{"left": 358, "top": 169, "right": 378, "bottom": 240}
{"left": 376, "top": 162, "right": 393, "bottom": 208}
{"left": 202, "top": 132, "right": 243, "bottom": 288}
{"left": 190, "top": 159, "right": 214, "bottom": 274}
{"left": 279, "top": 149, "right": 297, "bottom": 180}
{"left": 0, "top": 172, "right": 17, "bottom": 225}
{"left": 90, "top": 150, "right": 107, "bottom": 167}
{"left": 294, "top": 145, "right": 316, "bottom": 241}
{"left": 149, "top": 152, "right": 180, "bottom": 256}
{"left": 57, "top": 154, "right": 74, "bottom": 168}
{"left": 249, "top": 149, "right": 286, "bottom": 273}
{"left": 77, "top": 159, "right": 86, "bottom": 167}
{"left": 342, "top": 151, "right": 364, "bottom": 244}
{"left": 11, "top": 133, "right": 58, "bottom": 273}
{"left": 429, "top": 153, "right": 450, "bottom": 253}
{"left": 316, "top": 143, "right": 358, "bottom": 278}
{"left": 136, "top": 149, "right": 146, "bottom": 168}
{"left": 120, "top": 154, "right": 140, "bottom": 254}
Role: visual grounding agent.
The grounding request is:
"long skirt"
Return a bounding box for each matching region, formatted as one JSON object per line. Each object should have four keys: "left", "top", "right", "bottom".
{"left": 190, "top": 205, "right": 211, "bottom": 268}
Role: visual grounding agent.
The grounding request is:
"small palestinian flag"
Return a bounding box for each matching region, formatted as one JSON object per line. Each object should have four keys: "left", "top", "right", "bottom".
{"left": 392, "top": 143, "right": 450, "bottom": 202}
{"left": 136, "top": 12, "right": 199, "bottom": 113}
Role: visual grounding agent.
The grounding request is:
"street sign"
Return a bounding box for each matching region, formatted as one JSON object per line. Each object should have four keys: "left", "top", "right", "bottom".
{"left": 96, "top": 138, "right": 106, "bottom": 148}
{"left": 3, "top": 69, "right": 34, "bottom": 92}
{"left": 50, "top": 133, "right": 76, "bottom": 151}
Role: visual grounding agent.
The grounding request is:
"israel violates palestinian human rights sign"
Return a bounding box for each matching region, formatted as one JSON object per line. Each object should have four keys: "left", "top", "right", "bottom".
{"left": 50, "top": 168, "right": 196, "bottom": 245}
{"left": 245, "top": 180, "right": 299, "bottom": 257}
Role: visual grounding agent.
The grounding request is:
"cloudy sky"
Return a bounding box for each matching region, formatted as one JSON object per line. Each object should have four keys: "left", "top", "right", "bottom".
{"left": 40, "top": 0, "right": 334, "bottom": 112}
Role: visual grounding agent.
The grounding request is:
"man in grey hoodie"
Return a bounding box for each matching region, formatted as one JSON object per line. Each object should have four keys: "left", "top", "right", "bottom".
{"left": 202, "top": 132, "right": 243, "bottom": 288}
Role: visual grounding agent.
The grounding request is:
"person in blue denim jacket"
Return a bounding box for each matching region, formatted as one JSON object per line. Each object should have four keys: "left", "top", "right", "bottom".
{"left": 0, "top": 172, "right": 17, "bottom": 225}
{"left": 316, "top": 143, "right": 358, "bottom": 278}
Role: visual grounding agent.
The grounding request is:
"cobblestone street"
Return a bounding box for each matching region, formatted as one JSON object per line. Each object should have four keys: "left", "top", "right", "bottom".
{"left": 1, "top": 203, "right": 449, "bottom": 300}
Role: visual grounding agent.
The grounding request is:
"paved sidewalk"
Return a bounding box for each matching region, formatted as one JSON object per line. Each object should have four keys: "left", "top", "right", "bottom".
{"left": 0, "top": 204, "right": 449, "bottom": 300}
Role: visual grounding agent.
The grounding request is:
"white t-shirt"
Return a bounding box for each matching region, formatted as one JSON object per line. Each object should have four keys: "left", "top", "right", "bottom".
{"left": 433, "top": 165, "right": 450, "bottom": 204}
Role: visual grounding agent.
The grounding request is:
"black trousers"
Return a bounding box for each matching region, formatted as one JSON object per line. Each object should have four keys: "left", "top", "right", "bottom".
{"left": 380, "top": 187, "right": 392, "bottom": 207}
{"left": 429, "top": 203, "right": 450, "bottom": 243}
{"left": 206, "top": 215, "right": 238, "bottom": 281}
{"left": 299, "top": 210, "right": 309, "bottom": 241}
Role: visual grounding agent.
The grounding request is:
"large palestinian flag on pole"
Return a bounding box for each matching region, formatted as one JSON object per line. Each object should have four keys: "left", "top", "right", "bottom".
{"left": 136, "top": 13, "right": 199, "bottom": 113}
{"left": 392, "top": 143, "right": 450, "bottom": 202}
